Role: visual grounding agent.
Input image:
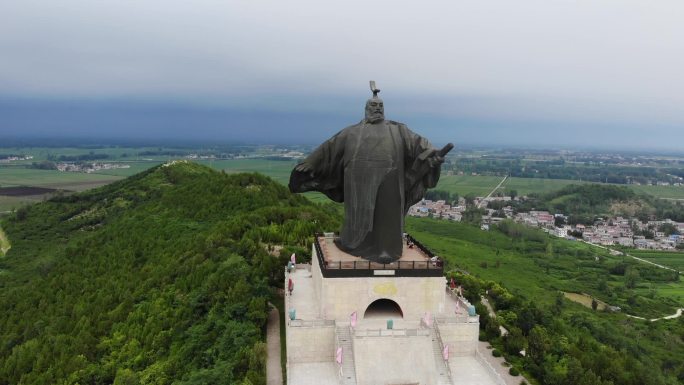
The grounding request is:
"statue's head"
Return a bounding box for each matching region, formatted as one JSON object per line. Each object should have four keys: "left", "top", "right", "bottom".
{"left": 365, "top": 97, "right": 384, "bottom": 123}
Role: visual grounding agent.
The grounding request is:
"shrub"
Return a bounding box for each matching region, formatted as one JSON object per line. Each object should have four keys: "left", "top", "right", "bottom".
{"left": 492, "top": 349, "right": 501, "bottom": 357}
{"left": 509, "top": 367, "right": 520, "bottom": 376}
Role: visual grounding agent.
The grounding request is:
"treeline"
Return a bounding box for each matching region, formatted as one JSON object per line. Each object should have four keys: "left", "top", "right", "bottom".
{"left": 447, "top": 158, "right": 684, "bottom": 184}
{"left": 452, "top": 271, "right": 684, "bottom": 385}
{"left": 47, "top": 153, "right": 111, "bottom": 162}
{"left": 424, "top": 189, "right": 459, "bottom": 204}
{"left": 0, "top": 162, "right": 340, "bottom": 384}
{"left": 516, "top": 184, "right": 684, "bottom": 224}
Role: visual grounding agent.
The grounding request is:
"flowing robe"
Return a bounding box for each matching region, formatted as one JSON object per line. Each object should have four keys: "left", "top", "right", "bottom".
{"left": 289, "top": 120, "right": 441, "bottom": 263}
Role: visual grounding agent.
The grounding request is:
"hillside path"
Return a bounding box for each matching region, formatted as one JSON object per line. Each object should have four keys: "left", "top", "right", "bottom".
{"left": 267, "top": 305, "right": 283, "bottom": 385}
{"left": 580, "top": 240, "right": 681, "bottom": 273}
{"left": 0, "top": 226, "right": 10, "bottom": 256}
{"left": 626, "top": 308, "right": 684, "bottom": 322}
{"left": 478, "top": 175, "right": 508, "bottom": 209}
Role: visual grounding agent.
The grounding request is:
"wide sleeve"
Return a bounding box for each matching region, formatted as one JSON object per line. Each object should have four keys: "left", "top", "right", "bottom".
{"left": 288, "top": 128, "right": 348, "bottom": 202}
{"left": 401, "top": 124, "right": 442, "bottom": 209}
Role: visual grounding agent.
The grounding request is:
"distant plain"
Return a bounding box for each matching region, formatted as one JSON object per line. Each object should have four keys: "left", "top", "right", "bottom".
{"left": 2, "top": 148, "right": 684, "bottom": 213}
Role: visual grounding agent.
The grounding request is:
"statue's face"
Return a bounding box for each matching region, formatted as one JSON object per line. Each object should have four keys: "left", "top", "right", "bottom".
{"left": 365, "top": 99, "right": 384, "bottom": 123}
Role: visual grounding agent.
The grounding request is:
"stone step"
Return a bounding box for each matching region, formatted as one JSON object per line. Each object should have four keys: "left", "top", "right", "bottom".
{"left": 336, "top": 326, "right": 357, "bottom": 385}
{"left": 430, "top": 327, "right": 453, "bottom": 385}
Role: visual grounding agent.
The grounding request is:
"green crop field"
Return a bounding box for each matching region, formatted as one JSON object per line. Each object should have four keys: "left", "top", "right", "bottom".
{"left": 0, "top": 167, "right": 121, "bottom": 190}
{"left": 629, "top": 184, "right": 684, "bottom": 200}
{"left": 627, "top": 250, "right": 684, "bottom": 272}
{"left": 436, "top": 174, "right": 684, "bottom": 200}
{"left": 435, "top": 175, "right": 587, "bottom": 197}
{"left": 0, "top": 196, "right": 45, "bottom": 213}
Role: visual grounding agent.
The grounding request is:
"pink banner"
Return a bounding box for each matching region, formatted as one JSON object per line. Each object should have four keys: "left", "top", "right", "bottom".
{"left": 423, "top": 311, "right": 432, "bottom": 327}
{"left": 336, "top": 347, "right": 343, "bottom": 364}
{"left": 442, "top": 344, "right": 449, "bottom": 361}
{"left": 350, "top": 311, "right": 357, "bottom": 328}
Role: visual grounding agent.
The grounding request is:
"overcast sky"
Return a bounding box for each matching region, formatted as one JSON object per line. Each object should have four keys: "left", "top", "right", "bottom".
{"left": 1, "top": 0, "right": 682, "bottom": 149}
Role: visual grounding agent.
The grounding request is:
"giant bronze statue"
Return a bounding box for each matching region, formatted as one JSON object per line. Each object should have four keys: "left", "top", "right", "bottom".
{"left": 289, "top": 82, "right": 453, "bottom": 263}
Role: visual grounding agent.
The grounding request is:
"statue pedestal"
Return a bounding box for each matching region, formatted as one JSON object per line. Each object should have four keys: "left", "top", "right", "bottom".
{"left": 311, "top": 233, "right": 447, "bottom": 321}
{"left": 285, "top": 233, "right": 482, "bottom": 385}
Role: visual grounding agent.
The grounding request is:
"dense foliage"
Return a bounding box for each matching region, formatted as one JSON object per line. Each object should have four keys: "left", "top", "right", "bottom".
{"left": 517, "top": 184, "right": 684, "bottom": 224}
{"left": 455, "top": 271, "right": 684, "bottom": 385}
{"left": 0, "top": 162, "right": 340, "bottom": 385}
{"left": 406, "top": 217, "right": 684, "bottom": 385}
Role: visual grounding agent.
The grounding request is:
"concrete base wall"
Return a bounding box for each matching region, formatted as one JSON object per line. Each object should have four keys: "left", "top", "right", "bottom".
{"left": 353, "top": 335, "right": 436, "bottom": 385}
{"left": 312, "top": 245, "right": 446, "bottom": 320}
{"left": 439, "top": 322, "right": 480, "bottom": 356}
{"left": 286, "top": 325, "right": 335, "bottom": 363}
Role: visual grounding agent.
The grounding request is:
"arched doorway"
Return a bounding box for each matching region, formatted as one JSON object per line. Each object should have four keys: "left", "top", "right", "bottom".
{"left": 363, "top": 298, "right": 404, "bottom": 319}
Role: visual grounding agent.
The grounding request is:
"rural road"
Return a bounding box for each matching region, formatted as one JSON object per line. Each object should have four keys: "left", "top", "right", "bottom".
{"left": 626, "top": 308, "right": 684, "bottom": 322}
{"left": 478, "top": 175, "right": 508, "bottom": 209}
{"left": 580, "top": 240, "right": 681, "bottom": 273}
{"left": 267, "top": 305, "right": 283, "bottom": 385}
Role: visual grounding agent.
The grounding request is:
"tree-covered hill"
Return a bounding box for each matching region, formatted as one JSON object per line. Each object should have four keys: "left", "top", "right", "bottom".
{"left": 520, "top": 184, "right": 684, "bottom": 224}
{"left": 0, "top": 161, "right": 340, "bottom": 385}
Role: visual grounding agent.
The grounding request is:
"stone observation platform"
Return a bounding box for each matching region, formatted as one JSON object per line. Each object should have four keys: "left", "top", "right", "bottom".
{"left": 285, "top": 233, "right": 506, "bottom": 385}
{"left": 314, "top": 233, "right": 444, "bottom": 277}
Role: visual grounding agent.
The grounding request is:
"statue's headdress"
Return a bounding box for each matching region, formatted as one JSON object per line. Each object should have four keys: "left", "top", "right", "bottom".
{"left": 369, "top": 80, "right": 380, "bottom": 98}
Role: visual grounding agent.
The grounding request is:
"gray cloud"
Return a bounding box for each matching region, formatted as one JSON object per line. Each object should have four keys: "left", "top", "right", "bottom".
{"left": 0, "top": 0, "right": 682, "bottom": 148}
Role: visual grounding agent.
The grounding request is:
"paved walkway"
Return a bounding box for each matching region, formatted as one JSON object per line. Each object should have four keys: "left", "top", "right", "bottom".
{"left": 267, "top": 305, "right": 283, "bottom": 385}
{"left": 477, "top": 342, "right": 530, "bottom": 385}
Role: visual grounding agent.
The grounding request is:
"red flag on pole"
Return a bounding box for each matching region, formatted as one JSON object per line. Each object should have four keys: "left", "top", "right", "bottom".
{"left": 443, "top": 344, "right": 449, "bottom": 361}
{"left": 290, "top": 253, "right": 296, "bottom": 264}
{"left": 449, "top": 277, "right": 456, "bottom": 290}
{"left": 350, "top": 311, "right": 357, "bottom": 328}
{"left": 336, "top": 347, "right": 343, "bottom": 364}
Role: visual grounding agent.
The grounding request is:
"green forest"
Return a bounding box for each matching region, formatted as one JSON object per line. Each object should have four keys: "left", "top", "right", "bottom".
{"left": 0, "top": 162, "right": 340, "bottom": 384}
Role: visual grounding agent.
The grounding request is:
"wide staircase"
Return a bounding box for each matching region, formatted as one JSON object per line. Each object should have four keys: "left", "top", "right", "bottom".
{"left": 336, "top": 326, "right": 357, "bottom": 385}
{"left": 430, "top": 324, "right": 453, "bottom": 385}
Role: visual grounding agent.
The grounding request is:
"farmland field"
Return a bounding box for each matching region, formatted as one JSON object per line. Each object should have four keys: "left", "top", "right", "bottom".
{"left": 436, "top": 174, "right": 684, "bottom": 200}
{"left": 0, "top": 167, "right": 122, "bottom": 189}
{"left": 627, "top": 250, "right": 684, "bottom": 272}
{"left": 435, "top": 175, "right": 587, "bottom": 197}
{"left": 629, "top": 184, "right": 684, "bottom": 200}
{"left": 563, "top": 292, "right": 608, "bottom": 310}
{"left": 3, "top": 155, "right": 684, "bottom": 213}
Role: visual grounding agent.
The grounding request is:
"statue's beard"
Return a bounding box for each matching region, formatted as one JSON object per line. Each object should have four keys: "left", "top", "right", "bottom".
{"left": 366, "top": 111, "right": 384, "bottom": 123}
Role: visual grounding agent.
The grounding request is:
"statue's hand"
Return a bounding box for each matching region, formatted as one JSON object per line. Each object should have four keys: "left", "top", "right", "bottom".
{"left": 428, "top": 155, "right": 444, "bottom": 168}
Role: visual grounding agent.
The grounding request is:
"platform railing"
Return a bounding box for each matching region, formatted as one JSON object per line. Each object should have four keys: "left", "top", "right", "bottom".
{"left": 353, "top": 328, "right": 431, "bottom": 338}
{"left": 314, "top": 233, "right": 444, "bottom": 278}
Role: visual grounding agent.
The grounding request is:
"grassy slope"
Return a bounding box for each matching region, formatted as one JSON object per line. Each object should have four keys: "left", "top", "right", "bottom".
{"left": 405, "top": 217, "right": 682, "bottom": 316}
{"left": 628, "top": 250, "right": 684, "bottom": 272}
